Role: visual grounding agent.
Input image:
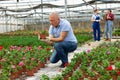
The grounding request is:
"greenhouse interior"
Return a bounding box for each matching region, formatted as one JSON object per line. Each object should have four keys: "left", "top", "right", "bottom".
{"left": 0, "top": 0, "right": 120, "bottom": 80}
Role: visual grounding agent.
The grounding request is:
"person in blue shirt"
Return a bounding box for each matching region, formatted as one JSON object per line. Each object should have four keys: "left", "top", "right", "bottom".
{"left": 48, "top": 12, "right": 77, "bottom": 68}
{"left": 91, "top": 9, "right": 101, "bottom": 41}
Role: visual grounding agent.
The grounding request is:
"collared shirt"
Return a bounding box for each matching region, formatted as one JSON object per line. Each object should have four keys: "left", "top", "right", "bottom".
{"left": 49, "top": 19, "right": 77, "bottom": 43}
{"left": 105, "top": 13, "right": 114, "bottom": 21}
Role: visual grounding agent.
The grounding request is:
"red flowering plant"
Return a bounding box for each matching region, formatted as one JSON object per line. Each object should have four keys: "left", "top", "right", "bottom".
{"left": 86, "top": 49, "right": 91, "bottom": 53}
{"left": 25, "top": 60, "right": 37, "bottom": 71}
{"left": 117, "top": 71, "right": 120, "bottom": 75}
{"left": 114, "top": 62, "right": 120, "bottom": 75}
{"left": 46, "top": 46, "right": 53, "bottom": 58}
{"left": 106, "top": 65, "right": 115, "bottom": 71}
{"left": 0, "top": 58, "right": 7, "bottom": 67}
{"left": 0, "top": 45, "right": 3, "bottom": 51}
{"left": 9, "top": 65, "right": 18, "bottom": 73}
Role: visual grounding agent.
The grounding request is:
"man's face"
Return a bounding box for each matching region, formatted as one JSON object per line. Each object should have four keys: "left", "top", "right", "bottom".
{"left": 49, "top": 16, "right": 60, "bottom": 27}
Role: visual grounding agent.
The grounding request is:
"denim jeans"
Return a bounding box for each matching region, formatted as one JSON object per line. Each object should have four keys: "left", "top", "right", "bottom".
{"left": 50, "top": 41, "right": 77, "bottom": 64}
{"left": 104, "top": 20, "right": 113, "bottom": 39}
{"left": 92, "top": 22, "right": 101, "bottom": 41}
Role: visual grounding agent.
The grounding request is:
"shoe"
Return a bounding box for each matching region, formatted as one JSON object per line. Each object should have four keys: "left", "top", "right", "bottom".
{"left": 105, "top": 38, "right": 108, "bottom": 41}
{"left": 59, "top": 62, "right": 69, "bottom": 68}
{"left": 108, "top": 39, "right": 111, "bottom": 41}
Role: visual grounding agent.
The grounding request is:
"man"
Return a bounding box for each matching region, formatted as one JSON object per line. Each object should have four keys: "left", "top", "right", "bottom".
{"left": 104, "top": 9, "right": 114, "bottom": 41}
{"left": 91, "top": 9, "right": 101, "bottom": 41}
{"left": 48, "top": 12, "right": 77, "bottom": 68}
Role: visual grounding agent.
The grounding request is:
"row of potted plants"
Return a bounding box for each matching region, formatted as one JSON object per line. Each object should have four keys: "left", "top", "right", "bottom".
{"left": 0, "top": 30, "right": 48, "bottom": 36}
{"left": 0, "top": 36, "right": 48, "bottom": 49}
{"left": 40, "top": 40, "right": 120, "bottom": 80}
{"left": 0, "top": 45, "right": 53, "bottom": 80}
{"left": 0, "top": 31, "right": 92, "bottom": 49}
{"left": 113, "top": 28, "right": 120, "bottom": 36}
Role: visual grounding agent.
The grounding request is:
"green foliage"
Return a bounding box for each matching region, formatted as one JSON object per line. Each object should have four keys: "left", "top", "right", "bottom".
{"left": 0, "top": 36, "right": 48, "bottom": 48}
{"left": 75, "top": 34, "right": 92, "bottom": 45}
{"left": 99, "top": 73, "right": 112, "bottom": 80}
{"left": 41, "top": 74, "right": 50, "bottom": 80}
{"left": 51, "top": 74, "right": 63, "bottom": 80}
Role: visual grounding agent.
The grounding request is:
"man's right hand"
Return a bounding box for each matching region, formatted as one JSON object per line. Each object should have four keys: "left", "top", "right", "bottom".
{"left": 41, "top": 39, "right": 53, "bottom": 46}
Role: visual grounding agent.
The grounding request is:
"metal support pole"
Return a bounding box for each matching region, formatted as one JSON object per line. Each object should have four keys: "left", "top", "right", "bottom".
{"left": 16, "top": 2, "right": 18, "bottom": 31}
{"left": 64, "top": 0, "right": 67, "bottom": 19}
{"left": 41, "top": 0, "right": 44, "bottom": 30}
{"left": 5, "top": 10, "right": 7, "bottom": 32}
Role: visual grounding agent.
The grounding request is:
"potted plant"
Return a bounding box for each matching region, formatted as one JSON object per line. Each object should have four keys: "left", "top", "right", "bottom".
{"left": 39, "top": 30, "right": 47, "bottom": 39}
{"left": 75, "top": 70, "right": 83, "bottom": 79}
{"left": 86, "top": 69, "right": 96, "bottom": 79}
{"left": 102, "top": 59, "right": 110, "bottom": 68}
{"left": 41, "top": 74, "right": 50, "bottom": 80}
{"left": 98, "top": 73, "right": 112, "bottom": 80}
{"left": 26, "top": 63, "right": 34, "bottom": 76}
{"left": 52, "top": 74, "right": 63, "bottom": 80}
{"left": 68, "top": 74, "right": 78, "bottom": 80}
{"left": 0, "top": 74, "right": 10, "bottom": 80}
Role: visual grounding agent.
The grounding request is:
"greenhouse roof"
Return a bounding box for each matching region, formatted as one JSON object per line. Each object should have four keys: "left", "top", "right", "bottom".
{"left": 0, "top": 0, "right": 120, "bottom": 23}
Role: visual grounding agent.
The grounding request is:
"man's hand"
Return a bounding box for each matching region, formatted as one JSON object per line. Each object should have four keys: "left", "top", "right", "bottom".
{"left": 41, "top": 39, "right": 53, "bottom": 46}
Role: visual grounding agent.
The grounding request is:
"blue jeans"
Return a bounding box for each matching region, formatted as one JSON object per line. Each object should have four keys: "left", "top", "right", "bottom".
{"left": 104, "top": 20, "right": 113, "bottom": 39}
{"left": 50, "top": 41, "right": 77, "bottom": 64}
{"left": 92, "top": 22, "right": 101, "bottom": 41}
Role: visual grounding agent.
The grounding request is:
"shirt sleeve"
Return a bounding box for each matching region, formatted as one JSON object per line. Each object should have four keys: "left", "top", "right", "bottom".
{"left": 49, "top": 26, "right": 53, "bottom": 35}
{"left": 111, "top": 14, "right": 114, "bottom": 20}
{"left": 61, "top": 21, "right": 70, "bottom": 32}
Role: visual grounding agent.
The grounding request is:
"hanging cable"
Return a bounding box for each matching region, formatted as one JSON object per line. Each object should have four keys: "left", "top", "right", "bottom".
{"left": 82, "top": 0, "right": 95, "bottom": 9}
{"left": 17, "top": 0, "right": 19, "bottom": 2}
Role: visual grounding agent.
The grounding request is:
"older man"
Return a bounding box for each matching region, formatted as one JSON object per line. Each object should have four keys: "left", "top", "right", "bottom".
{"left": 48, "top": 12, "right": 77, "bottom": 68}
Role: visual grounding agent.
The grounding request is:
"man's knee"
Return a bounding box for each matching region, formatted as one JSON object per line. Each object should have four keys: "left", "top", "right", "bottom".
{"left": 54, "top": 43, "right": 62, "bottom": 49}
{"left": 50, "top": 57, "right": 58, "bottom": 63}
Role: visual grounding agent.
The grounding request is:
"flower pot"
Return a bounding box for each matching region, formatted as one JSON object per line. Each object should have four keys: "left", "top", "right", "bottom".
{"left": 38, "top": 62, "right": 45, "bottom": 68}
{"left": 10, "top": 76, "right": 15, "bottom": 80}
{"left": 10, "top": 72, "right": 19, "bottom": 79}
{"left": 40, "top": 34, "right": 46, "bottom": 39}
{"left": 26, "top": 70, "right": 34, "bottom": 76}
{"left": 67, "top": 72, "right": 72, "bottom": 77}
{"left": 17, "top": 70, "right": 22, "bottom": 75}
{"left": 22, "top": 66, "right": 26, "bottom": 72}
{"left": 0, "top": 65, "right": 2, "bottom": 69}
{"left": 112, "top": 75, "right": 118, "bottom": 80}
{"left": 78, "top": 77, "right": 84, "bottom": 80}
{"left": 63, "top": 75, "right": 69, "bottom": 80}
{"left": 33, "top": 67, "right": 38, "bottom": 73}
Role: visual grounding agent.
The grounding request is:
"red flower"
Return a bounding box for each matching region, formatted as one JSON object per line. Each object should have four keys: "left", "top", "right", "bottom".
{"left": 106, "top": 65, "right": 115, "bottom": 70}
{"left": 37, "top": 46, "right": 42, "bottom": 50}
{"left": 31, "top": 58, "right": 34, "bottom": 61}
{"left": 19, "top": 61, "right": 24, "bottom": 66}
{"left": 1, "top": 58, "right": 6, "bottom": 62}
{"left": 46, "top": 48, "right": 50, "bottom": 51}
{"left": 27, "top": 46, "right": 32, "bottom": 51}
{"left": 86, "top": 49, "right": 91, "bottom": 53}
{"left": 0, "top": 46, "right": 3, "bottom": 51}
{"left": 22, "top": 57, "right": 26, "bottom": 60}
{"left": 10, "top": 45, "right": 16, "bottom": 50}
{"left": 117, "top": 71, "right": 120, "bottom": 75}
{"left": 17, "top": 46, "right": 22, "bottom": 51}
{"left": 11, "top": 65, "right": 16, "bottom": 69}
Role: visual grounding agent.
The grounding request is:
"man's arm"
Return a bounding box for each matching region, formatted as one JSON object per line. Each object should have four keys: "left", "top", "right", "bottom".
{"left": 49, "top": 31, "right": 68, "bottom": 42}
